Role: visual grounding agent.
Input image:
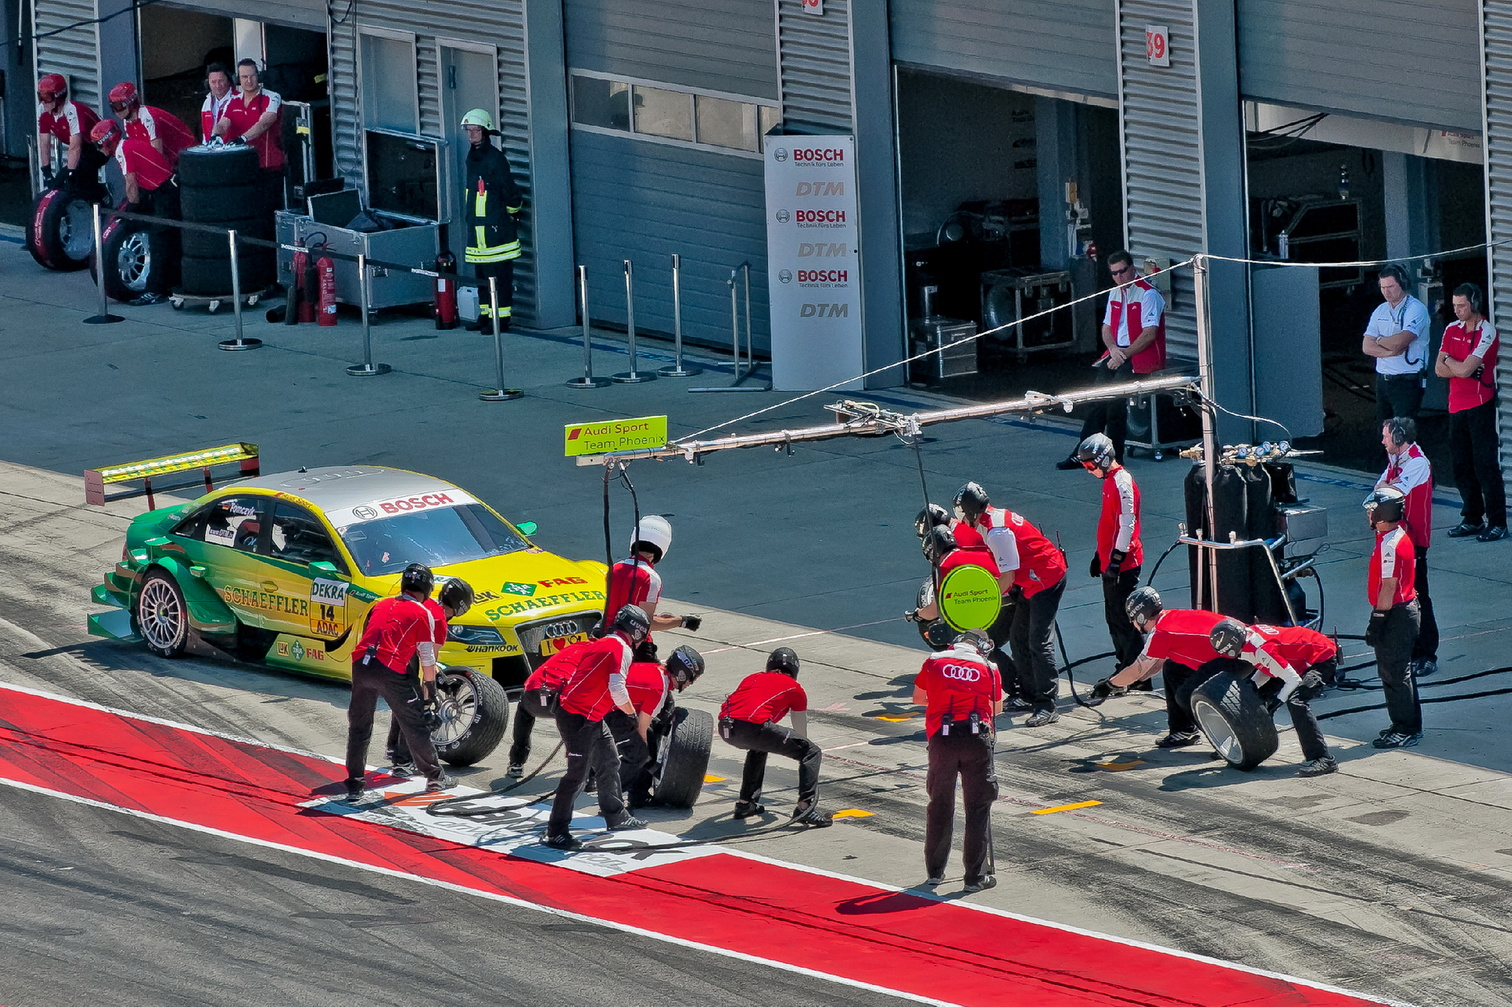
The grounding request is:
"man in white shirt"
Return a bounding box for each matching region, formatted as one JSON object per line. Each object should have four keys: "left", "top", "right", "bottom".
{"left": 1362, "top": 264, "right": 1431, "bottom": 427}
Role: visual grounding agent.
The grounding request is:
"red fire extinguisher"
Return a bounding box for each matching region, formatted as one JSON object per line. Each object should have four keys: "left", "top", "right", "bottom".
{"left": 316, "top": 251, "right": 337, "bottom": 326}
{"left": 289, "top": 244, "right": 310, "bottom": 324}
{"left": 433, "top": 250, "right": 458, "bottom": 330}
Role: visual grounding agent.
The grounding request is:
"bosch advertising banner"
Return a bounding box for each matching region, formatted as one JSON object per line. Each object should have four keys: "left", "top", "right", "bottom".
{"left": 764, "top": 135, "right": 864, "bottom": 391}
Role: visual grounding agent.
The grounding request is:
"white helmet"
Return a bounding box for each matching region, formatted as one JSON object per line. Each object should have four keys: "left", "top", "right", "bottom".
{"left": 630, "top": 515, "right": 672, "bottom": 562}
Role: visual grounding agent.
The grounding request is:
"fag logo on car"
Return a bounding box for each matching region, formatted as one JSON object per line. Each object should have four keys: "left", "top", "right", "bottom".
{"left": 501, "top": 582, "right": 537, "bottom": 597}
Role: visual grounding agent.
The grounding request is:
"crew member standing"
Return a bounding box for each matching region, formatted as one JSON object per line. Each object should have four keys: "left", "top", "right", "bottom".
{"left": 1362, "top": 264, "right": 1430, "bottom": 425}
{"left": 214, "top": 59, "right": 284, "bottom": 204}
{"left": 386, "top": 578, "right": 474, "bottom": 773}
{"left": 543, "top": 606, "right": 651, "bottom": 848}
{"left": 1436, "top": 283, "right": 1507, "bottom": 543}
{"left": 1375, "top": 417, "right": 1436, "bottom": 678}
{"left": 343, "top": 564, "right": 457, "bottom": 801}
{"left": 36, "top": 74, "right": 99, "bottom": 179}
{"left": 1210, "top": 619, "right": 1340, "bottom": 777}
{"left": 1363, "top": 487, "right": 1423, "bottom": 749}
{"left": 459, "top": 108, "right": 524, "bottom": 333}
{"left": 199, "top": 63, "right": 235, "bottom": 144}
{"left": 1076, "top": 432, "right": 1146, "bottom": 676}
{"left": 719, "top": 648, "right": 831, "bottom": 826}
{"left": 914, "top": 629, "right": 1003, "bottom": 893}
{"left": 605, "top": 515, "right": 700, "bottom": 659}
{"left": 108, "top": 82, "right": 195, "bottom": 166}
{"left": 507, "top": 637, "right": 591, "bottom": 778}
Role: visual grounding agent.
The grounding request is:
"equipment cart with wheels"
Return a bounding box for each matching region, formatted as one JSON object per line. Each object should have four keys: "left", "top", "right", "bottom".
{"left": 168, "top": 291, "right": 262, "bottom": 313}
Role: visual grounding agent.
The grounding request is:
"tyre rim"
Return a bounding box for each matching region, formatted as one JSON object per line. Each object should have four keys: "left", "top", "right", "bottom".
{"left": 63, "top": 200, "right": 95, "bottom": 260}
{"left": 1192, "top": 699, "right": 1241, "bottom": 764}
{"left": 138, "top": 579, "right": 183, "bottom": 651}
{"left": 117, "top": 230, "right": 152, "bottom": 291}
{"left": 431, "top": 674, "right": 479, "bottom": 746}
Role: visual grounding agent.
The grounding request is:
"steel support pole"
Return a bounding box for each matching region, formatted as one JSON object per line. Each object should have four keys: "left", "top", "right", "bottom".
{"left": 82, "top": 202, "right": 124, "bottom": 325}
{"left": 345, "top": 253, "right": 391, "bottom": 375}
{"left": 659, "top": 252, "right": 701, "bottom": 377}
{"left": 1193, "top": 254, "right": 1221, "bottom": 611}
{"left": 689, "top": 262, "right": 766, "bottom": 392}
{"left": 218, "top": 227, "right": 262, "bottom": 350}
{"left": 480, "top": 274, "right": 523, "bottom": 400}
{"left": 613, "top": 258, "right": 654, "bottom": 382}
{"left": 567, "top": 264, "right": 611, "bottom": 388}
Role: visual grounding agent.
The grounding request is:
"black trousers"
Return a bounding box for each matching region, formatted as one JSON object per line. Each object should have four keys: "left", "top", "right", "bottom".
{"left": 547, "top": 708, "right": 627, "bottom": 836}
{"left": 1374, "top": 601, "right": 1422, "bottom": 735}
{"left": 1375, "top": 373, "right": 1424, "bottom": 426}
{"left": 607, "top": 709, "right": 655, "bottom": 802}
{"left": 1009, "top": 576, "right": 1065, "bottom": 712}
{"left": 507, "top": 688, "right": 554, "bottom": 767}
{"left": 723, "top": 719, "right": 821, "bottom": 807}
{"left": 1078, "top": 358, "right": 1133, "bottom": 461}
{"left": 1449, "top": 399, "right": 1506, "bottom": 528}
{"left": 346, "top": 656, "right": 442, "bottom": 785}
{"left": 1161, "top": 657, "right": 1241, "bottom": 735}
{"left": 473, "top": 259, "right": 515, "bottom": 324}
{"left": 1102, "top": 566, "right": 1144, "bottom": 668}
{"left": 1412, "top": 548, "right": 1437, "bottom": 663}
{"left": 1286, "top": 657, "right": 1337, "bottom": 763}
{"left": 987, "top": 595, "right": 1019, "bottom": 692}
{"left": 924, "top": 728, "right": 998, "bottom": 884}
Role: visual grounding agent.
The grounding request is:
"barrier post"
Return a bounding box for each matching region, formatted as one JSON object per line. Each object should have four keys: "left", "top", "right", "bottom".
{"left": 658, "top": 252, "right": 701, "bottom": 377}
{"left": 218, "top": 228, "right": 262, "bottom": 350}
{"left": 566, "top": 264, "right": 611, "bottom": 389}
{"left": 82, "top": 202, "right": 124, "bottom": 325}
{"left": 612, "top": 258, "right": 654, "bottom": 383}
{"left": 689, "top": 261, "right": 767, "bottom": 392}
{"left": 345, "top": 253, "right": 391, "bottom": 375}
{"left": 479, "top": 275, "right": 523, "bottom": 400}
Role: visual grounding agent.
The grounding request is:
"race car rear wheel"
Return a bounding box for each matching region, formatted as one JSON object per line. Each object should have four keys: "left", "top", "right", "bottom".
{"left": 1190, "top": 668, "right": 1280, "bottom": 770}
{"left": 651, "top": 707, "right": 713, "bottom": 808}
{"left": 137, "top": 570, "right": 188, "bottom": 658}
{"left": 431, "top": 667, "right": 509, "bottom": 766}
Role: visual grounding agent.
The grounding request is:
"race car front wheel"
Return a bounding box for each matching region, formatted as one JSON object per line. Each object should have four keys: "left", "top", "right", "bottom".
{"left": 652, "top": 707, "right": 713, "bottom": 808}
{"left": 137, "top": 570, "right": 188, "bottom": 658}
{"left": 431, "top": 667, "right": 509, "bottom": 766}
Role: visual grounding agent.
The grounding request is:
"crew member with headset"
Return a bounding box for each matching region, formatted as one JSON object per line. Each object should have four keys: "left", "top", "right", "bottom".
{"left": 386, "top": 577, "right": 475, "bottom": 775}
{"left": 1436, "top": 282, "right": 1507, "bottom": 543}
{"left": 36, "top": 73, "right": 100, "bottom": 179}
{"left": 543, "top": 605, "right": 652, "bottom": 849}
{"left": 214, "top": 58, "right": 285, "bottom": 205}
{"left": 1362, "top": 263, "right": 1430, "bottom": 425}
{"left": 914, "top": 628, "right": 1002, "bottom": 893}
{"left": 459, "top": 108, "right": 524, "bottom": 333}
{"left": 1209, "top": 619, "right": 1340, "bottom": 777}
{"left": 1086, "top": 587, "right": 1224, "bottom": 749}
{"left": 605, "top": 515, "right": 701, "bottom": 659}
{"left": 1375, "top": 416, "right": 1437, "bottom": 678}
{"left": 1363, "top": 486, "right": 1423, "bottom": 749}
{"left": 343, "top": 563, "right": 458, "bottom": 801}
{"left": 108, "top": 82, "right": 195, "bottom": 166}
{"left": 617, "top": 644, "right": 705, "bottom": 808}
{"left": 1077, "top": 433, "right": 1147, "bottom": 681}
{"left": 719, "top": 648, "right": 831, "bottom": 827}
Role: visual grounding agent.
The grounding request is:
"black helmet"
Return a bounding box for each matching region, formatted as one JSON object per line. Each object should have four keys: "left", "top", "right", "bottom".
{"left": 1209, "top": 617, "right": 1248, "bottom": 658}
{"left": 438, "top": 578, "right": 474, "bottom": 617}
{"left": 766, "top": 647, "right": 800, "bottom": 678}
{"left": 914, "top": 504, "right": 951, "bottom": 540}
{"left": 611, "top": 604, "right": 651, "bottom": 644}
{"left": 953, "top": 628, "right": 992, "bottom": 656}
{"left": 1076, "top": 433, "right": 1117, "bottom": 471}
{"left": 922, "top": 525, "right": 957, "bottom": 564}
{"left": 1124, "top": 586, "right": 1163, "bottom": 627}
{"left": 953, "top": 482, "right": 990, "bottom": 522}
{"left": 1363, "top": 485, "right": 1406, "bottom": 525}
{"left": 666, "top": 645, "right": 705, "bottom": 689}
{"left": 400, "top": 563, "right": 434, "bottom": 596}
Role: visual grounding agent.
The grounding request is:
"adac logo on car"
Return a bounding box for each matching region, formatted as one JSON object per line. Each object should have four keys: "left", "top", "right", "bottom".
{"left": 501, "top": 581, "right": 537, "bottom": 597}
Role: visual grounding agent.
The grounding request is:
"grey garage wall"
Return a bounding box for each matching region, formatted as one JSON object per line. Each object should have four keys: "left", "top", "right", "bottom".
{"left": 1237, "top": 0, "right": 1481, "bottom": 131}
{"left": 1477, "top": 0, "right": 1512, "bottom": 508}
{"left": 34, "top": 0, "right": 100, "bottom": 110}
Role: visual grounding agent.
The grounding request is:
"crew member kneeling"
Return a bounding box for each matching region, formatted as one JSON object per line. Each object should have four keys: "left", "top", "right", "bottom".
{"left": 1210, "top": 618, "right": 1340, "bottom": 777}
{"left": 615, "top": 644, "right": 705, "bottom": 807}
{"left": 914, "top": 629, "right": 1002, "bottom": 893}
{"left": 719, "top": 648, "right": 830, "bottom": 826}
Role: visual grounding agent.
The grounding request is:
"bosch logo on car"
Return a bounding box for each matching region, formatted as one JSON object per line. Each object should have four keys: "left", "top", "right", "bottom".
{"left": 940, "top": 663, "right": 982, "bottom": 682}
{"left": 377, "top": 492, "right": 455, "bottom": 514}
{"left": 793, "top": 148, "right": 844, "bottom": 162}
{"left": 798, "top": 269, "right": 848, "bottom": 284}
{"left": 796, "top": 209, "right": 845, "bottom": 223}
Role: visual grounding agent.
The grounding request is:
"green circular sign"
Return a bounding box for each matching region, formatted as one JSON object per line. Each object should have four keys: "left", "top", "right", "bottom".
{"left": 938, "top": 564, "right": 1003, "bottom": 631}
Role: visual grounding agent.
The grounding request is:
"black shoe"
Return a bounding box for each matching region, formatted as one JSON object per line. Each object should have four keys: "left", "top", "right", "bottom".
{"left": 963, "top": 875, "right": 997, "bottom": 893}
{"left": 128, "top": 291, "right": 165, "bottom": 306}
{"left": 733, "top": 800, "right": 766, "bottom": 819}
{"left": 464, "top": 317, "right": 486, "bottom": 331}
{"left": 391, "top": 761, "right": 418, "bottom": 778}
{"left": 1004, "top": 695, "right": 1033, "bottom": 712}
{"left": 1155, "top": 730, "right": 1203, "bottom": 749}
{"left": 506, "top": 763, "right": 524, "bottom": 779}
{"left": 425, "top": 772, "right": 459, "bottom": 793}
{"left": 791, "top": 802, "right": 833, "bottom": 827}
{"left": 1055, "top": 455, "right": 1082, "bottom": 471}
{"left": 1447, "top": 521, "right": 1486, "bottom": 538}
{"left": 1478, "top": 525, "right": 1509, "bottom": 543}
{"left": 541, "top": 833, "right": 582, "bottom": 850}
{"left": 923, "top": 875, "right": 945, "bottom": 887}
{"left": 343, "top": 780, "right": 367, "bottom": 803}
{"left": 584, "top": 777, "right": 597, "bottom": 794}
{"left": 1410, "top": 658, "right": 1437, "bottom": 679}
{"left": 1296, "top": 757, "right": 1338, "bottom": 778}
{"left": 1372, "top": 731, "right": 1421, "bottom": 749}
{"left": 606, "top": 815, "right": 647, "bottom": 832}
{"left": 1024, "top": 709, "right": 1060, "bottom": 728}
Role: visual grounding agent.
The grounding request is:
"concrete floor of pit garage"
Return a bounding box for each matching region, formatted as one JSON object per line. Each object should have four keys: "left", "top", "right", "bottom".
{"left": 2, "top": 232, "right": 1511, "bottom": 1005}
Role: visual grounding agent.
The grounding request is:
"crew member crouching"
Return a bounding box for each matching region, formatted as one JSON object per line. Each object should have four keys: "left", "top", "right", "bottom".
{"left": 1209, "top": 618, "right": 1340, "bottom": 777}
{"left": 616, "top": 644, "right": 705, "bottom": 807}
{"left": 719, "top": 648, "right": 831, "bottom": 826}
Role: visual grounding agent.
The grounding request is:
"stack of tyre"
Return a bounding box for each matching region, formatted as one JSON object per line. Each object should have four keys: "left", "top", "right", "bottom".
{"left": 177, "top": 144, "right": 276, "bottom": 296}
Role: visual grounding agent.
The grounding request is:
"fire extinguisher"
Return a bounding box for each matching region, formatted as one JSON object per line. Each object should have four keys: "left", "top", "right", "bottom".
{"left": 316, "top": 250, "right": 337, "bottom": 327}
{"left": 433, "top": 250, "right": 458, "bottom": 330}
{"left": 288, "top": 243, "right": 309, "bottom": 325}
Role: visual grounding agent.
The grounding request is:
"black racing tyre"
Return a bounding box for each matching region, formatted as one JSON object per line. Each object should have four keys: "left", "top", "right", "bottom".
{"left": 176, "top": 144, "right": 261, "bottom": 187}
{"left": 431, "top": 666, "right": 509, "bottom": 766}
{"left": 1190, "top": 668, "right": 1280, "bottom": 770}
{"left": 180, "top": 250, "right": 275, "bottom": 295}
{"left": 136, "top": 569, "right": 188, "bottom": 658}
{"left": 181, "top": 183, "right": 268, "bottom": 224}
{"left": 91, "top": 221, "right": 173, "bottom": 302}
{"left": 651, "top": 707, "right": 713, "bottom": 808}
{"left": 181, "top": 217, "right": 265, "bottom": 257}
{"left": 28, "top": 189, "right": 95, "bottom": 271}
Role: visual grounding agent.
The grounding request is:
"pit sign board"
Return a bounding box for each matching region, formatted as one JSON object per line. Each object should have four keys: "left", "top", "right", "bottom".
{"left": 564, "top": 415, "right": 668, "bottom": 457}
{"left": 937, "top": 564, "right": 1003, "bottom": 631}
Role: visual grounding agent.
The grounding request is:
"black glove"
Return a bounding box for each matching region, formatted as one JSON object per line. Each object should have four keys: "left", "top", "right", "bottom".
{"left": 1085, "top": 678, "right": 1115, "bottom": 707}
{"left": 227, "top": 135, "right": 247, "bottom": 146}
{"left": 1102, "top": 549, "right": 1126, "bottom": 582}
{"left": 681, "top": 614, "right": 702, "bottom": 632}
{"left": 420, "top": 692, "right": 443, "bottom": 732}
{"left": 41, "top": 164, "right": 54, "bottom": 184}
{"left": 1089, "top": 553, "right": 1102, "bottom": 579}
{"left": 1365, "top": 610, "right": 1387, "bottom": 648}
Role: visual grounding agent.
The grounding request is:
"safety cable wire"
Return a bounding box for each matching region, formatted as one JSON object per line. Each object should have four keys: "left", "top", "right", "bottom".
{"left": 5, "top": 0, "right": 166, "bottom": 47}
{"left": 425, "top": 740, "right": 565, "bottom": 815}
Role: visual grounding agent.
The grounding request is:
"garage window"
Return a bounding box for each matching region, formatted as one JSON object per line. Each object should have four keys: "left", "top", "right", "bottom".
{"left": 570, "top": 71, "right": 778, "bottom": 158}
{"left": 360, "top": 31, "right": 419, "bottom": 134}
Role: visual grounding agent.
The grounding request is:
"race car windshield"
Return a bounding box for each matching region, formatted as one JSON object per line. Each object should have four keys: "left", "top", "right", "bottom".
{"left": 338, "top": 503, "right": 529, "bottom": 576}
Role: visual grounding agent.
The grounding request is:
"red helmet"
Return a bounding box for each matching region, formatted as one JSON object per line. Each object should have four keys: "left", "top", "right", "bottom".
{"left": 108, "top": 81, "right": 139, "bottom": 114}
{"left": 37, "top": 73, "right": 67, "bottom": 102}
{"left": 90, "top": 118, "right": 121, "bottom": 154}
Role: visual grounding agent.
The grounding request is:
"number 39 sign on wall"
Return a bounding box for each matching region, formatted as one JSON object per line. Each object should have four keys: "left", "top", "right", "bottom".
{"left": 1146, "top": 25, "right": 1170, "bottom": 67}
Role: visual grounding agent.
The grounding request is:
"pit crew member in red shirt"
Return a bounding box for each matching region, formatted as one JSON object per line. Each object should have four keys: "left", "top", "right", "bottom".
{"left": 1363, "top": 487, "right": 1422, "bottom": 749}
{"left": 719, "top": 648, "right": 830, "bottom": 826}
{"left": 1435, "top": 283, "right": 1506, "bottom": 543}
{"left": 506, "top": 637, "right": 591, "bottom": 777}
{"left": 543, "top": 605, "right": 651, "bottom": 848}
{"left": 1375, "top": 416, "right": 1436, "bottom": 678}
{"left": 1210, "top": 619, "right": 1340, "bottom": 777}
{"left": 343, "top": 564, "right": 457, "bottom": 800}
{"left": 92, "top": 119, "right": 175, "bottom": 211}
{"left": 615, "top": 644, "right": 705, "bottom": 807}
{"left": 108, "top": 82, "right": 194, "bottom": 166}
{"left": 214, "top": 59, "right": 284, "bottom": 172}
{"left": 199, "top": 63, "right": 236, "bottom": 144}
{"left": 605, "top": 515, "right": 700, "bottom": 659}
{"left": 36, "top": 73, "right": 99, "bottom": 178}
{"left": 914, "top": 629, "right": 1003, "bottom": 893}
{"left": 386, "top": 577, "right": 475, "bottom": 774}
{"left": 1086, "top": 587, "right": 1224, "bottom": 749}
{"left": 1077, "top": 432, "right": 1147, "bottom": 677}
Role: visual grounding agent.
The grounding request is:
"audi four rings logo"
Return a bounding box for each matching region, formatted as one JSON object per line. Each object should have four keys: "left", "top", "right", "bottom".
{"left": 940, "top": 664, "right": 982, "bottom": 681}
{"left": 541, "top": 620, "right": 580, "bottom": 639}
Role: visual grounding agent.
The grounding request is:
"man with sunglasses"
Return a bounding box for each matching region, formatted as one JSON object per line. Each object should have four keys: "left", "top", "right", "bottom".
{"left": 1057, "top": 250, "right": 1166, "bottom": 470}
{"left": 36, "top": 73, "right": 100, "bottom": 180}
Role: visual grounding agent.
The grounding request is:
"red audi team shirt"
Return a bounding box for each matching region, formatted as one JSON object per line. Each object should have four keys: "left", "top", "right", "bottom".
{"left": 914, "top": 644, "right": 1001, "bottom": 737}
{"left": 1378, "top": 445, "right": 1433, "bottom": 551}
{"left": 1368, "top": 528, "right": 1417, "bottom": 607}
{"left": 978, "top": 508, "right": 1066, "bottom": 597}
{"left": 38, "top": 100, "right": 99, "bottom": 146}
{"left": 219, "top": 87, "right": 284, "bottom": 169}
{"left": 1242, "top": 625, "right": 1337, "bottom": 676}
{"left": 721, "top": 671, "right": 807, "bottom": 725}
{"left": 950, "top": 520, "right": 985, "bottom": 550}
{"left": 1141, "top": 609, "right": 1225, "bottom": 669}
{"left": 606, "top": 557, "right": 661, "bottom": 621}
{"left": 626, "top": 661, "right": 671, "bottom": 718}
{"left": 114, "top": 138, "right": 174, "bottom": 192}
{"left": 556, "top": 634, "right": 634, "bottom": 720}
{"left": 524, "top": 639, "right": 592, "bottom": 692}
{"left": 1441, "top": 320, "right": 1499, "bottom": 413}
{"left": 939, "top": 546, "right": 1000, "bottom": 578}
{"left": 355, "top": 595, "right": 439, "bottom": 674}
{"left": 125, "top": 106, "right": 195, "bottom": 166}
{"left": 1103, "top": 276, "right": 1167, "bottom": 374}
{"left": 1097, "top": 466, "right": 1143, "bottom": 569}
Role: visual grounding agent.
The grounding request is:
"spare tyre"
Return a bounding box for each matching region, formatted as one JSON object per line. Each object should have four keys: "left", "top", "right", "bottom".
{"left": 181, "top": 217, "right": 265, "bottom": 257}
{"left": 431, "top": 666, "right": 509, "bottom": 766}
{"left": 181, "top": 183, "right": 268, "bottom": 225}
{"left": 651, "top": 707, "right": 712, "bottom": 808}
{"left": 28, "top": 188, "right": 96, "bottom": 271}
{"left": 176, "top": 143, "right": 261, "bottom": 188}
{"left": 179, "top": 249, "right": 275, "bottom": 295}
{"left": 1190, "top": 668, "right": 1279, "bottom": 770}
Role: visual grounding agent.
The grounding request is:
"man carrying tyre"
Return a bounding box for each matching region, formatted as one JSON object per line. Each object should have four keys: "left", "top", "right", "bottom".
{"left": 36, "top": 74, "right": 100, "bottom": 180}
{"left": 914, "top": 629, "right": 1003, "bottom": 893}
{"left": 387, "top": 577, "right": 475, "bottom": 775}
{"left": 1364, "top": 486, "right": 1423, "bottom": 749}
{"left": 343, "top": 563, "right": 457, "bottom": 801}
{"left": 1210, "top": 619, "right": 1340, "bottom": 777}
{"left": 618, "top": 645, "right": 705, "bottom": 808}
{"left": 1076, "top": 433, "right": 1148, "bottom": 683}
{"left": 1085, "top": 587, "right": 1224, "bottom": 749}
{"left": 719, "top": 648, "right": 831, "bottom": 827}
{"left": 606, "top": 515, "right": 701, "bottom": 660}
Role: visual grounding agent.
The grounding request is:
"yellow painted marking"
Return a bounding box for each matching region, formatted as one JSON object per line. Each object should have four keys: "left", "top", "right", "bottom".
{"left": 872, "top": 713, "right": 918, "bottom": 722}
{"left": 1032, "top": 800, "right": 1103, "bottom": 815}
{"left": 1096, "top": 759, "right": 1146, "bottom": 771}
{"left": 831, "top": 809, "right": 874, "bottom": 819}
{"left": 703, "top": 775, "right": 727, "bottom": 784}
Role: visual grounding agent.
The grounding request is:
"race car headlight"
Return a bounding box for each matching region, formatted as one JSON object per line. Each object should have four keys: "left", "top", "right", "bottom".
{"left": 447, "top": 625, "right": 506, "bottom": 646}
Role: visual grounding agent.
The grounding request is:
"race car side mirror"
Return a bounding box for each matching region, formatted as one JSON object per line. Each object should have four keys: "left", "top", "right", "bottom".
{"left": 310, "top": 560, "right": 340, "bottom": 575}
{"left": 516, "top": 521, "right": 538, "bottom": 536}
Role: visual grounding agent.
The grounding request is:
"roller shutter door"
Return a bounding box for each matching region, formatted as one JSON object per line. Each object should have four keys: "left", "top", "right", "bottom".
{"left": 1477, "top": 2, "right": 1511, "bottom": 509}
{"left": 34, "top": 0, "right": 100, "bottom": 111}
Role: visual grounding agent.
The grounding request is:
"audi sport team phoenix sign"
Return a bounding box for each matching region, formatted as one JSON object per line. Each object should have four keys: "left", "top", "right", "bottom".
{"left": 764, "top": 135, "right": 864, "bottom": 391}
